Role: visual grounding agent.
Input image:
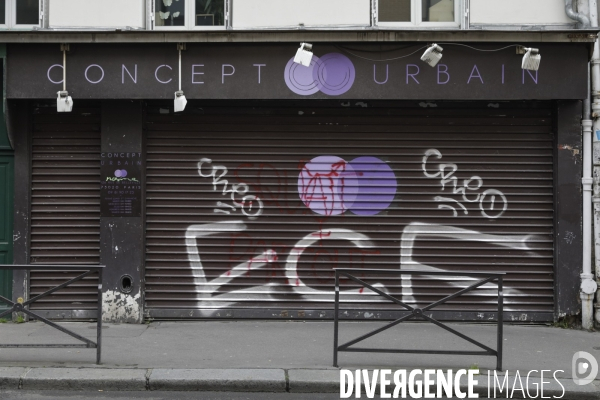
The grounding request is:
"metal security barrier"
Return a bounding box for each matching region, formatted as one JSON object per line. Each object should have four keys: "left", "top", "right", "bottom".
{"left": 333, "top": 269, "right": 504, "bottom": 371}
{"left": 0, "top": 264, "right": 104, "bottom": 364}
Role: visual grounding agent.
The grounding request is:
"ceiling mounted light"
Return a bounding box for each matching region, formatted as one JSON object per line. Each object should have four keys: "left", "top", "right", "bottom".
{"left": 294, "top": 43, "right": 313, "bottom": 67}
{"left": 520, "top": 47, "right": 541, "bottom": 71}
{"left": 421, "top": 44, "right": 443, "bottom": 68}
{"left": 174, "top": 43, "right": 187, "bottom": 113}
{"left": 57, "top": 44, "right": 73, "bottom": 112}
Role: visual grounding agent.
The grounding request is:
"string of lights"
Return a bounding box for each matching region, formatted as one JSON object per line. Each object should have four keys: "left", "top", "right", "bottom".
{"left": 296, "top": 42, "right": 541, "bottom": 71}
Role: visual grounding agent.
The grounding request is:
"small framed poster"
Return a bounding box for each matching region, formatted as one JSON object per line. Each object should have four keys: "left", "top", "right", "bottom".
{"left": 100, "top": 152, "right": 143, "bottom": 217}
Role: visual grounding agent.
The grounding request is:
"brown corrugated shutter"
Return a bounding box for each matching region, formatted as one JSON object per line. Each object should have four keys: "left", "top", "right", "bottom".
{"left": 30, "top": 103, "right": 101, "bottom": 314}
{"left": 144, "top": 101, "right": 554, "bottom": 321}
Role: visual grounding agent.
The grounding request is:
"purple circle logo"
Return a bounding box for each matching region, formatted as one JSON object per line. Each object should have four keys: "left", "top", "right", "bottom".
{"left": 284, "top": 53, "right": 355, "bottom": 96}
{"left": 284, "top": 55, "right": 322, "bottom": 96}
{"left": 298, "top": 156, "right": 397, "bottom": 216}
{"left": 114, "top": 169, "right": 127, "bottom": 178}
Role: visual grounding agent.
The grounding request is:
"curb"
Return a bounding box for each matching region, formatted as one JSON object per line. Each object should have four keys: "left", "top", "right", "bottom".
{"left": 149, "top": 368, "right": 286, "bottom": 392}
{"left": 0, "top": 367, "right": 598, "bottom": 398}
{"left": 0, "top": 367, "right": 29, "bottom": 390}
{"left": 21, "top": 368, "right": 147, "bottom": 391}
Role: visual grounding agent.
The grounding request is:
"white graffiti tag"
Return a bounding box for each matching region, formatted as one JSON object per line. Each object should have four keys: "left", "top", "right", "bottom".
{"left": 185, "top": 221, "right": 278, "bottom": 313}
{"left": 399, "top": 222, "right": 537, "bottom": 304}
{"left": 422, "top": 149, "right": 508, "bottom": 219}
{"left": 284, "top": 229, "right": 378, "bottom": 294}
{"left": 185, "top": 221, "right": 540, "bottom": 313}
{"left": 198, "top": 158, "right": 263, "bottom": 219}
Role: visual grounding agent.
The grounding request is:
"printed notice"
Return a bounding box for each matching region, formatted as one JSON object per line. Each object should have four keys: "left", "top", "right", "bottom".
{"left": 100, "top": 152, "right": 143, "bottom": 217}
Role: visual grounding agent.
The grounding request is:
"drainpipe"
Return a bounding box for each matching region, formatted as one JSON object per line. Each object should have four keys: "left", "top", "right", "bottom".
{"left": 567, "top": 0, "right": 591, "bottom": 27}
{"left": 587, "top": 0, "right": 600, "bottom": 328}
{"left": 583, "top": 76, "right": 596, "bottom": 330}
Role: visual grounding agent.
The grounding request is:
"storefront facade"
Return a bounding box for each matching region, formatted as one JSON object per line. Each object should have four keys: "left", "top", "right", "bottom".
{"left": 6, "top": 41, "right": 589, "bottom": 323}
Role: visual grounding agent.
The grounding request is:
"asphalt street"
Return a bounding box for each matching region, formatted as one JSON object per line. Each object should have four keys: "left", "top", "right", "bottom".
{"left": 0, "top": 392, "right": 345, "bottom": 400}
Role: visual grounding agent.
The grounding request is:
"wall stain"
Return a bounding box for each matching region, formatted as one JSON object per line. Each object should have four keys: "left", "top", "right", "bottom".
{"left": 558, "top": 144, "right": 581, "bottom": 157}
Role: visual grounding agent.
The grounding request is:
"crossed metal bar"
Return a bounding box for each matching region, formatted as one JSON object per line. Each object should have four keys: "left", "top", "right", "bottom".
{"left": 333, "top": 268, "right": 504, "bottom": 371}
{"left": 0, "top": 265, "right": 104, "bottom": 364}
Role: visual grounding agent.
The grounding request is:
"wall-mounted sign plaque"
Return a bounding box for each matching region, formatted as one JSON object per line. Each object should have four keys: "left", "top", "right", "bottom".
{"left": 100, "top": 152, "right": 143, "bottom": 217}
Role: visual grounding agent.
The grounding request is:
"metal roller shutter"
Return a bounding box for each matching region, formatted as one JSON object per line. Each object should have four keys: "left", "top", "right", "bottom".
{"left": 30, "top": 103, "right": 101, "bottom": 314}
{"left": 144, "top": 101, "right": 554, "bottom": 321}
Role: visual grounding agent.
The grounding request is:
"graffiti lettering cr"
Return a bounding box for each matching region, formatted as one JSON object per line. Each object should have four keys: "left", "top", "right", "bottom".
{"left": 198, "top": 158, "right": 263, "bottom": 219}
{"left": 422, "top": 149, "right": 507, "bottom": 219}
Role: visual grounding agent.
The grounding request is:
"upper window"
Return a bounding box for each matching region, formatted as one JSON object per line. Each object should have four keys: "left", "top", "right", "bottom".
{"left": 155, "top": 0, "right": 226, "bottom": 29}
{"left": 0, "top": 0, "right": 41, "bottom": 29}
{"left": 377, "top": 0, "right": 459, "bottom": 27}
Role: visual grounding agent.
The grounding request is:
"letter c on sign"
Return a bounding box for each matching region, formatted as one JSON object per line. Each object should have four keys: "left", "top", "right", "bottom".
{"left": 155, "top": 65, "right": 173, "bottom": 84}
{"left": 47, "top": 64, "right": 64, "bottom": 84}
{"left": 85, "top": 64, "right": 105, "bottom": 84}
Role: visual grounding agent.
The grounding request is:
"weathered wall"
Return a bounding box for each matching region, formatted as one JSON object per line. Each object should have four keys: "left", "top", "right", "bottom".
{"left": 555, "top": 100, "right": 584, "bottom": 317}
{"left": 100, "top": 101, "right": 144, "bottom": 323}
{"left": 231, "top": 0, "right": 370, "bottom": 28}
{"left": 10, "top": 101, "right": 30, "bottom": 321}
{"left": 470, "top": 0, "right": 574, "bottom": 25}
{"left": 48, "top": 0, "right": 145, "bottom": 28}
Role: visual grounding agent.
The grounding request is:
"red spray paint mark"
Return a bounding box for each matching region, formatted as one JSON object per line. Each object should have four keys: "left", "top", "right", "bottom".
{"left": 311, "top": 230, "right": 332, "bottom": 239}
{"left": 298, "top": 160, "right": 348, "bottom": 216}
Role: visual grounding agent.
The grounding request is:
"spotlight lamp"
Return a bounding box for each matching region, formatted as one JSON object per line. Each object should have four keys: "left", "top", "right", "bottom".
{"left": 57, "top": 43, "right": 73, "bottom": 112}
{"left": 56, "top": 90, "right": 73, "bottom": 113}
{"left": 174, "top": 90, "right": 187, "bottom": 113}
{"left": 520, "top": 47, "right": 541, "bottom": 71}
{"left": 174, "top": 43, "right": 187, "bottom": 113}
{"left": 294, "top": 42, "right": 314, "bottom": 67}
{"left": 421, "top": 44, "right": 443, "bottom": 68}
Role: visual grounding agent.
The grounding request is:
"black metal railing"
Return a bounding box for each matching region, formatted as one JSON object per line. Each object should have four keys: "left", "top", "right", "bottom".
{"left": 333, "top": 268, "right": 504, "bottom": 371}
{"left": 0, "top": 264, "right": 105, "bottom": 364}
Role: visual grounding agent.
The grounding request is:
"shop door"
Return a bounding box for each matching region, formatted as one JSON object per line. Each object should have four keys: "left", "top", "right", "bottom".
{"left": 29, "top": 103, "right": 101, "bottom": 317}
{"left": 0, "top": 155, "right": 13, "bottom": 311}
{"left": 144, "top": 101, "right": 555, "bottom": 321}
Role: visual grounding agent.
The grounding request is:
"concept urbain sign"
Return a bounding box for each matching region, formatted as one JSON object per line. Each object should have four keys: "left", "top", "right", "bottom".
{"left": 7, "top": 43, "right": 587, "bottom": 100}
{"left": 100, "top": 152, "right": 143, "bottom": 217}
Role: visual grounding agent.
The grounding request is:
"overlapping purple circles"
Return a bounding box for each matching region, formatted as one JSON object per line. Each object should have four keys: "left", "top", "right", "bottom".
{"left": 284, "top": 53, "right": 355, "bottom": 96}
{"left": 298, "top": 156, "right": 397, "bottom": 216}
{"left": 114, "top": 169, "right": 128, "bottom": 178}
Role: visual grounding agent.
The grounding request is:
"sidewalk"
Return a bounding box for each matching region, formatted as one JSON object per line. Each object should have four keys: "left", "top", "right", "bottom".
{"left": 0, "top": 320, "right": 598, "bottom": 397}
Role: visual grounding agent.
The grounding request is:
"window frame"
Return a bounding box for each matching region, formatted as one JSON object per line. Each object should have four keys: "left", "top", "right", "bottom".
{"left": 153, "top": 0, "right": 188, "bottom": 30}
{"left": 188, "top": 0, "right": 227, "bottom": 31}
{"left": 0, "top": 1, "right": 7, "bottom": 29}
{"left": 0, "top": 0, "right": 42, "bottom": 30}
{"left": 376, "top": 0, "right": 461, "bottom": 28}
{"left": 153, "top": 0, "right": 227, "bottom": 31}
